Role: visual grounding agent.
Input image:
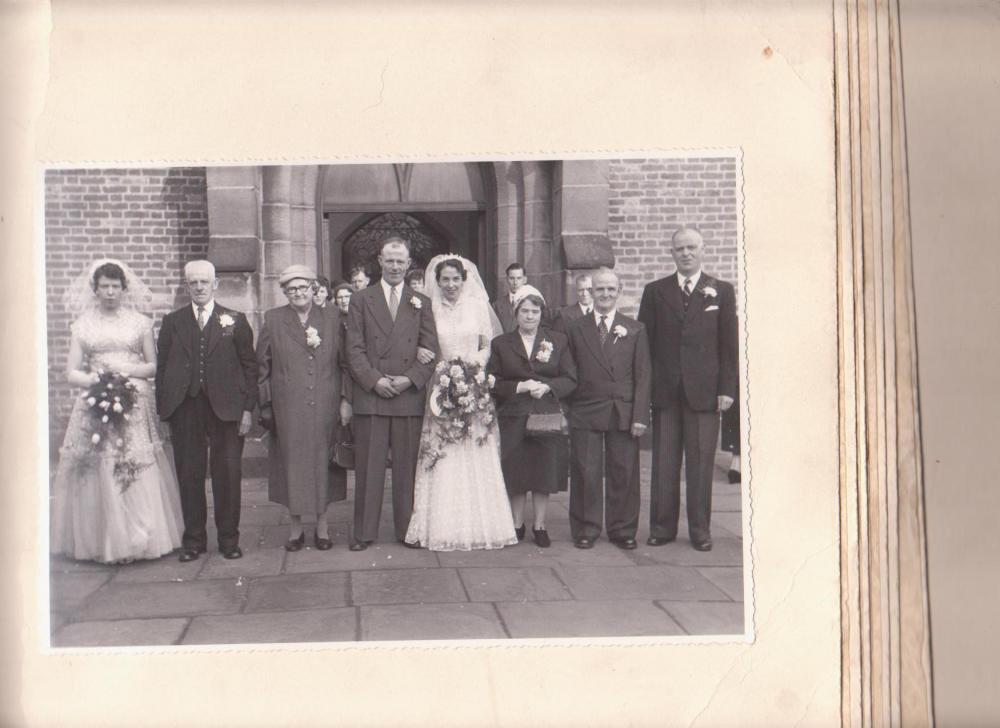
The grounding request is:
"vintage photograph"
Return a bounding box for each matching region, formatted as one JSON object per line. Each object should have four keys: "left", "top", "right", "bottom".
{"left": 44, "top": 155, "right": 748, "bottom": 647}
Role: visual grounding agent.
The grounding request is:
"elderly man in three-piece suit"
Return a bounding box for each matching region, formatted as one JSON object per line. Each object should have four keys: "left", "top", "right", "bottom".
{"left": 156, "top": 260, "right": 258, "bottom": 562}
{"left": 638, "top": 227, "right": 738, "bottom": 552}
{"left": 346, "top": 236, "right": 438, "bottom": 550}
{"left": 566, "top": 268, "right": 651, "bottom": 550}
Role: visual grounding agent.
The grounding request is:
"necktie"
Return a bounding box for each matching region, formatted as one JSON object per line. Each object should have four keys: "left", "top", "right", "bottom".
{"left": 197, "top": 305, "right": 207, "bottom": 330}
{"left": 388, "top": 286, "right": 399, "bottom": 321}
{"left": 682, "top": 278, "right": 692, "bottom": 310}
{"left": 598, "top": 315, "right": 608, "bottom": 344}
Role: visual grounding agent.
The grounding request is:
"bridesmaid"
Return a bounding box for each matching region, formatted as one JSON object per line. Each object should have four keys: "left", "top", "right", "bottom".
{"left": 488, "top": 285, "right": 577, "bottom": 547}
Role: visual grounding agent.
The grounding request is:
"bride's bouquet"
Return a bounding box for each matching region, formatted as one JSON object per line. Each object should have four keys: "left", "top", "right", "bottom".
{"left": 80, "top": 371, "right": 143, "bottom": 492}
{"left": 420, "top": 357, "right": 497, "bottom": 470}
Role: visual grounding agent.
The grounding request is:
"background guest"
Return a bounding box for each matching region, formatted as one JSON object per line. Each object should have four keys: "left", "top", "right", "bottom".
{"left": 257, "top": 264, "right": 351, "bottom": 551}
{"left": 332, "top": 282, "right": 353, "bottom": 320}
{"left": 313, "top": 276, "right": 332, "bottom": 308}
{"left": 488, "top": 285, "right": 576, "bottom": 547}
{"left": 404, "top": 268, "right": 425, "bottom": 294}
{"left": 492, "top": 262, "right": 527, "bottom": 333}
{"left": 551, "top": 273, "right": 593, "bottom": 333}
{"left": 350, "top": 266, "right": 371, "bottom": 291}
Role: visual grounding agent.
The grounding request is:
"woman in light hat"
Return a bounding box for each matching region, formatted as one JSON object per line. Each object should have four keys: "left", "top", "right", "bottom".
{"left": 257, "top": 264, "right": 352, "bottom": 550}
{"left": 488, "top": 284, "right": 577, "bottom": 547}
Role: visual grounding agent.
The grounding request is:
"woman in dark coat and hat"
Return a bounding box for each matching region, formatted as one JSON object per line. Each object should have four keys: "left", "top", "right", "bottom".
{"left": 257, "top": 264, "right": 352, "bottom": 550}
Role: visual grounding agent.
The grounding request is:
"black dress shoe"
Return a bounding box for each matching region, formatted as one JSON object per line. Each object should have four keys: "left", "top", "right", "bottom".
{"left": 613, "top": 537, "right": 638, "bottom": 550}
{"left": 691, "top": 538, "right": 713, "bottom": 552}
{"left": 221, "top": 546, "right": 243, "bottom": 560}
{"left": 285, "top": 532, "right": 306, "bottom": 552}
{"left": 178, "top": 548, "right": 204, "bottom": 562}
{"left": 728, "top": 469, "right": 741, "bottom": 484}
{"left": 532, "top": 528, "right": 551, "bottom": 548}
{"left": 349, "top": 541, "right": 369, "bottom": 552}
{"left": 514, "top": 525, "right": 525, "bottom": 541}
{"left": 400, "top": 539, "right": 422, "bottom": 549}
{"left": 646, "top": 536, "right": 676, "bottom": 547}
{"left": 314, "top": 532, "right": 333, "bottom": 551}
{"left": 574, "top": 538, "right": 594, "bottom": 549}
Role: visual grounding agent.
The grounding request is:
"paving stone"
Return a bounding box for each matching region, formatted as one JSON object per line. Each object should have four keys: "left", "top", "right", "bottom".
{"left": 112, "top": 555, "right": 206, "bottom": 584}
{"left": 459, "top": 567, "right": 572, "bottom": 603}
{"left": 245, "top": 572, "right": 349, "bottom": 613}
{"left": 199, "top": 547, "right": 286, "bottom": 580}
{"left": 713, "top": 492, "right": 743, "bottom": 512}
{"left": 52, "top": 618, "right": 189, "bottom": 647}
{"left": 713, "top": 512, "right": 744, "bottom": 539}
{"left": 636, "top": 537, "right": 743, "bottom": 567}
{"left": 254, "top": 523, "right": 355, "bottom": 550}
{"left": 77, "top": 579, "right": 245, "bottom": 620}
{"left": 286, "top": 541, "right": 439, "bottom": 574}
{"left": 351, "top": 569, "right": 467, "bottom": 606}
{"left": 498, "top": 599, "right": 686, "bottom": 639}
{"left": 657, "top": 601, "right": 746, "bottom": 636}
{"left": 49, "top": 556, "right": 116, "bottom": 575}
{"left": 225, "top": 504, "right": 285, "bottom": 526}
{"left": 50, "top": 572, "right": 113, "bottom": 612}
{"left": 183, "top": 607, "right": 357, "bottom": 645}
{"left": 697, "top": 567, "right": 744, "bottom": 601}
{"left": 556, "top": 565, "right": 729, "bottom": 602}
{"left": 540, "top": 540, "right": 638, "bottom": 567}
{"left": 361, "top": 603, "right": 505, "bottom": 641}
{"left": 436, "top": 544, "right": 550, "bottom": 568}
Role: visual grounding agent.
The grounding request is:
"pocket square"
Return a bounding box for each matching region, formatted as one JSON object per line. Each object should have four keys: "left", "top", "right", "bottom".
{"left": 705, "top": 305, "right": 719, "bottom": 312}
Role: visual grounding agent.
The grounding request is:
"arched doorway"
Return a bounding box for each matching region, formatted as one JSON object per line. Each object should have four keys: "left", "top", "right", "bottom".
{"left": 318, "top": 162, "right": 494, "bottom": 289}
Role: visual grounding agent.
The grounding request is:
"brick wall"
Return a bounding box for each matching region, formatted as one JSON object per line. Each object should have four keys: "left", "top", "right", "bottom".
{"left": 45, "top": 168, "right": 209, "bottom": 453}
{"left": 607, "top": 156, "right": 740, "bottom": 316}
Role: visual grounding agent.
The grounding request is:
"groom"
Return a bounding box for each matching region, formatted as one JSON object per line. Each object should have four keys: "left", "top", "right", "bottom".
{"left": 346, "top": 237, "right": 438, "bottom": 550}
{"left": 156, "top": 260, "right": 257, "bottom": 561}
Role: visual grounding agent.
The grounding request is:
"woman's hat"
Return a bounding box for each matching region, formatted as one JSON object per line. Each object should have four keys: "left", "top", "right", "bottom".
{"left": 512, "top": 284, "right": 545, "bottom": 310}
{"left": 278, "top": 264, "right": 317, "bottom": 286}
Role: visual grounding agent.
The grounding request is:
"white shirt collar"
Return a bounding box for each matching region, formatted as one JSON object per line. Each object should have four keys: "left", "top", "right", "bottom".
{"left": 578, "top": 302, "right": 592, "bottom": 315}
{"left": 192, "top": 299, "right": 215, "bottom": 318}
{"left": 519, "top": 329, "right": 537, "bottom": 356}
{"left": 678, "top": 270, "right": 702, "bottom": 291}
{"left": 594, "top": 309, "right": 617, "bottom": 328}
{"left": 380, "top": 278, "right": 402, "bottom": 302}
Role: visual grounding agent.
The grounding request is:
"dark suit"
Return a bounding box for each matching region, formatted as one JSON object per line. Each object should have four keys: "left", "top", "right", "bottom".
{"left": 492, "top": 294, "right": 517, "bottom": 333}
{"left": 346, "top": 283, "right": 438, "bottom": 542}
{"left": 566, "top": 312, "right": 651, "bottom": 542}
{"left": 488, "top": 328, "right": 577, "bottom": 494}
{"left": 551, "top": 302, "right": 591, "bottom": 334}
{"left": 637, "top": 272, "right": 737, "bottom": 543}
{"left": 156, "top": 302, "right": 257, "bottom": 551}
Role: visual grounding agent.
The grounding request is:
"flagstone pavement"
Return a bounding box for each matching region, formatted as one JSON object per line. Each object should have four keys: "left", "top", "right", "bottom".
{"left": 49, "top": 451, "right": 746, "bottom": 647}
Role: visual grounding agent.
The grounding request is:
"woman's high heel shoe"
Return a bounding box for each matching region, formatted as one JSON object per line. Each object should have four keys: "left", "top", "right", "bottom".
{"left": 314, "top": 531, "right": 333, "bottom": 551}
{"left": 532, "top": 528, "right": 551, "bottom": 548}
{"left": 284, "top": 532, "right": 306, "bottom": 552}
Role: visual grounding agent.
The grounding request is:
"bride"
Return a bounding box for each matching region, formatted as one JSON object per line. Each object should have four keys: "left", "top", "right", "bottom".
{"left": 50, "top": 259, "right": 183, "bottom": 563}
{"left": 404, "top": 255, "right": 518, "bottom": 551}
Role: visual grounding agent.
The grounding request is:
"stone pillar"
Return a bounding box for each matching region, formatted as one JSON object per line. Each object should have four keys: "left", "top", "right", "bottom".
{"left": 553, "top": 160, "right": 614, "bottom": 302}
{"left": 205, "top": 166, "right": 262, "bottom": 327}
{"left": 491, "top": 161, "right": 523, "bottom": 297}
{"left": 521, "top": 161, "right": 558, "bottom": 306}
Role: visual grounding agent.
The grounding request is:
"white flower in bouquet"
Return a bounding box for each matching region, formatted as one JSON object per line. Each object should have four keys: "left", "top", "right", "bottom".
{"left": 112, "top": 402, "right": 124, "bottom": 413}
{"left": 435, "top": 361, "right": 448, "bottom": 373}
{"left": 86, "top": 396, "right": 97, "bottom": 406}
{"left": 474, "top": 370, "right": 486, "bottom": 384}
{"left": 99, "top": 400, "right": 111, "bottom": 410}
{"left": 91, "top": 433, "right": 101, "bottom": 444}
{"left": 449, "top": 364, "right": 463, "bottom": 378}
{"left": 456, "top": 382, "right": 469, "bottom": 394}
{"left": 439, "top": 375, "right": 451, "bottom": 387}
{"left": 102, "top": 415, "right": 109, "bottom": 423}
{"left": 487, "top": 374, "right": 496, "bottom": 388}
{"left": 116, "top": 438, "right": 124, "bottom": 447}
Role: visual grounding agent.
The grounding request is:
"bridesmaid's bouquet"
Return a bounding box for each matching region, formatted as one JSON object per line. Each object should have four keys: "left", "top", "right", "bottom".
{"left": 80, "top": 371, "right": 142, "bottom": 491}
{"left": 420, "top": 357, "right": 497, "bottom": 470}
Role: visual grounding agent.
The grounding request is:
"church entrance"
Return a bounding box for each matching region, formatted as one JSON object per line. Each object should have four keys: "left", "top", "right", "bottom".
{"left": 318, "top": 162, "right": 492, "bottom": 292}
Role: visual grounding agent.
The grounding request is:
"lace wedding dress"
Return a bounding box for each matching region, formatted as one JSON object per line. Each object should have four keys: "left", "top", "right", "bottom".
{"left": 405, "top": 262, "right": 517, "bottom": 551}
{"left": 50, "top": 308, "right": 183, "bottom": 563}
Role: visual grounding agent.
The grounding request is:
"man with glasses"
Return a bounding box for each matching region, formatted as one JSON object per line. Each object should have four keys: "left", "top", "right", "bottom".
{"left": 156, "top": 260, "right": 257, "bottom": 562}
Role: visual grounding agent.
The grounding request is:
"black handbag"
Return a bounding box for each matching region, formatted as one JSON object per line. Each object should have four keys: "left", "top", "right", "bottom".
{"left": 525, "top": 411, "right": 569, "bottom": 437}
{"left": 332, "top": 423, "right": 355, "bottom": 470}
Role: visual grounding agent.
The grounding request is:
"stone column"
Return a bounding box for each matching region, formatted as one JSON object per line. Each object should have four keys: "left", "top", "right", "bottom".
{"left": 521, "top": 161, "right": 558, "bottom": 306}
{"left": 553, "top": 160, "right": 614, "bottom": 302}
{"left": 491, "top": 161, "right": 524, "bottom": 297}
{"left": 205, "top": 166, "right": 261, "bottom": 326}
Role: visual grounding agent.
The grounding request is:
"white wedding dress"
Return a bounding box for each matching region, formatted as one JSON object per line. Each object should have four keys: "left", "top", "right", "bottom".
{"left": 405, "top": 261, "right": 517, "bottom": 551}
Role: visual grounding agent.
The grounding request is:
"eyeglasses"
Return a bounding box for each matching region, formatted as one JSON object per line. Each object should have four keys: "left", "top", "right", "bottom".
{"left": 284, "top": 285, "right": 313, "bottom": 295}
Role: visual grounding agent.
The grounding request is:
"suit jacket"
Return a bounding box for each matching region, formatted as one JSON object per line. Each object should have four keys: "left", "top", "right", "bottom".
{"left": 551, "top": 302, "right": 591, "bottom": 334}
{"left": 566, "top": 312, "right": 651, "bottom": 431}
{"left": 155, "top": 302, "right": 258, "bottom": 422}
{"left": 492, "top": 295, "right": 516, "bottom": 333}
{"left": 346, "top": 283, "right": 438, "bottom": 416}
{"left": 488, "top": 328, "right": 577, "bottom": 417}
{"left": 637, "top": 272, "right": 738, "bottom": 411}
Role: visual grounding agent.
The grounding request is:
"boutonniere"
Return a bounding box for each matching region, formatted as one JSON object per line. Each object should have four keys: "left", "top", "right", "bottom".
{"left": 535, "top": 340, "right": 553, "bottom": 363}
{"left": 217, "top": 312, "right": 236, "bottom": 335}
{"left": 702, "top": 285, "right": 717, "bottom": 299}
{"left": 411, "top": 296, "right": 422, "bottom": 310}
{"left": 305, "top": 326, "right": 322, "bottom": 349}
{"left": 612, "top": 324, "right": 628, "bottom": 342}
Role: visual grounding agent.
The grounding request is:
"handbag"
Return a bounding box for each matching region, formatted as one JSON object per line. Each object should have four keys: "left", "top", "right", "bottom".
{"left": 525, "top": 411, "right": 569, "bottom": 437}
{"left": 331, "top": 423, "right": 355, "bottom": 470}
